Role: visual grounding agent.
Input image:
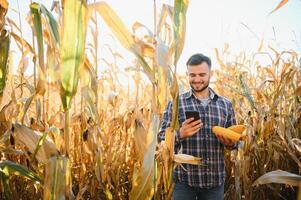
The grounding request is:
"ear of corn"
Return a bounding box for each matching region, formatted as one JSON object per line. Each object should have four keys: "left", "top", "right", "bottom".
{"left": 212, "top": 126, "right": 242, "bottom": 142}
{"left": 174, "top": 154, "right": 203, "bottom": 165}
{"left": 227, "top": 124, "right": 246, "bottom": 134}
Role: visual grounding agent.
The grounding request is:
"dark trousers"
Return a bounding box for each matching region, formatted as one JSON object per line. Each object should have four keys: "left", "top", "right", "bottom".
{"left": 173, "top": 182, "right": 224, "bottom": 200}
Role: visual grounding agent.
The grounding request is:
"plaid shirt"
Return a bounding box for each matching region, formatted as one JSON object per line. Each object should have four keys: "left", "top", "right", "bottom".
{"left": 158, "top": 87, "right": 236, "bottom": 188}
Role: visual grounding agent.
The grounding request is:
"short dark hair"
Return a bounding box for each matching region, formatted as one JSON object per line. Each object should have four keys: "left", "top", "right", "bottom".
{"left": 186, "top": 53, "right": 211, "bottom": 69}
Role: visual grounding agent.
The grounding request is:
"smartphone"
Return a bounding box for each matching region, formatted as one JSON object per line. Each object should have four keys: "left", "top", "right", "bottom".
{"left": 185, "top": 111, "right": 200, "bottom": 122}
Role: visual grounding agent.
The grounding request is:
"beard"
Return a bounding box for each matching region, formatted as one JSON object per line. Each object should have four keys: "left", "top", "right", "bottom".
{"left": 190, "top": 80, "right": 209, "bottom": 93}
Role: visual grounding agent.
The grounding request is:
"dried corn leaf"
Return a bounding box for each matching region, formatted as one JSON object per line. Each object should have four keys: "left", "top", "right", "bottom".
{"left": 12, "top": 123, "right": 58, "bottom": 163}
{"left": 133, "top": 119, "right": 148, "bottom": 161}
{"left": 253, "top": 170, "right": 301, "bottom": 187}
{"left": 170, "top": 72, "right": 179, "bottom": 130}
{"left": 43, "top": 156, "right": 74, "bottom": 200}
{"left": 157, "top": 4, "right": 173, "bottom": 36}
{"left": 11, "top": 32, "right": 35, "bottom": 56}
{"left": 0, "top": 0, "right": 8, "bottom": 28}
{"left": 90, "top": 2, "right": 154, "bottom": 84}
{"left": 129, "top": 114, "right": 159, "bottom": 200}
{"left": 269, "top": 0, "right": 289, "bottom": 14}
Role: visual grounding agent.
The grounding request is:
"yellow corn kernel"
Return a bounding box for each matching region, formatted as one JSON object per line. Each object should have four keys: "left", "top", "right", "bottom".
{"left": 227, "top": 125, "right": 246, "bottom": 134}
{"left": 212, "top": 126, "right": 242, "bottom": 142}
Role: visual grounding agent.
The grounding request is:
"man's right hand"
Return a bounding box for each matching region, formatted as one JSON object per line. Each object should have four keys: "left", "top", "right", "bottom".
{"left": 179, "top": 118, "right": 203, "bottom": 139}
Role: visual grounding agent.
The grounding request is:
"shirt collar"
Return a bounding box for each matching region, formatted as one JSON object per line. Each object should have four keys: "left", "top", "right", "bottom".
{"left": 185, "top": 87, "right": 218, "bottom": 100}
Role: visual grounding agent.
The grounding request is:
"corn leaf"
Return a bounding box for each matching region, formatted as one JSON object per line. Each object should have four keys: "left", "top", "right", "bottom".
{"left": 129, "top": 114, "right": 159, "bottom": 200}
{"left": 269, "top": 0, "right": 289, "bottom": 14}
{"left": 133, "top": 119, "right": 148, "bottom": 161}
{"left": 157, "top": 4, "right": 173, "bottom": 36}
{"left": 82, "top": 86, "right": 99, "bottom": 124}
{"left": 60, "top": 0, "right": 87, "bottom": 110}
{"left": 90, "top": 2, "right": 154, "bottom": 84}
{"left": 0, "top": 0, "right": 8, "bottom": 29}
{"left": 40, "top": 4, "right": 60, "bottom": 48}
{"left": 12, "top": 123, "right": 58, "bottom": 163}
{"left": 170, "top": 72, "right": 179, "bottom": 130}
{"left": 172, "top": 0, "right": 189, "bottom": 66}
{"left": 253, "top": 170, "right": 301, "bottom": 187}
{"left": 0, "top": 160, "right": 42, "bottom": 183}
{"left": 30, "top": 3, "right": 46, "bottom": 95}
{"left": 239, "top": 74, "right": 257, "bottom": 110}
{"left": 44, "top": 156, "right": 74, "bottom": 200}
{"left": 11, "top": 32, "right": 35, "bottom": 55}
{"left": 80, "top": 57, "right": 98, "bottom": 101}
{"left": 157, "top": 64, "right": 169, "bottom": 114}
{"left": 0, "top": 29, "right": 10, "bottom": 99}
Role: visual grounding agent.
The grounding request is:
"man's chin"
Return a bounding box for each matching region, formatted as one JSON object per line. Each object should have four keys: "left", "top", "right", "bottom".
{"left": 191, "top": 86, "right": 208, "bottom": 93}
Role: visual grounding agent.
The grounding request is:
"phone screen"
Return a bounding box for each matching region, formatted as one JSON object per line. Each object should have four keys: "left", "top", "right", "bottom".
{"left": 185, "top": 111, "right": 200, "bottom": 121}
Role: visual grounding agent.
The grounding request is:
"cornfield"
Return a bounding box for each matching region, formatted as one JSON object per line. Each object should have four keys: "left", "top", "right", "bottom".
{"left": 0, "top": 0, "right": 300, "bottom": 199}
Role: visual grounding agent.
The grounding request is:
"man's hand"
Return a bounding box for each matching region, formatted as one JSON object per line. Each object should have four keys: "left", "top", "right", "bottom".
{"left": 216, "top": 134, "right": 235, "bottom": 147}
{"left": 179, "top": 118, "right": 203, "bottom": 139}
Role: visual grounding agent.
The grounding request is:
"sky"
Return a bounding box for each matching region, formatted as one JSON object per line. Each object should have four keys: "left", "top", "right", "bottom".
{"left": 6, "top": 0, "right": 301, "bottom": 76}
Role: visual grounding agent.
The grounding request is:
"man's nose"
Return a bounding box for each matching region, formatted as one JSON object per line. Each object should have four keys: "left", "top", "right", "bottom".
{"left": 194, "top": 75, "right": 202, "bottom": 81}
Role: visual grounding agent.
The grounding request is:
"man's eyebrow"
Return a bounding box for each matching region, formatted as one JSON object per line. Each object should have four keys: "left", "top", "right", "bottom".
{"left": 188, "top": 72, "right": 207, "bottom": 75}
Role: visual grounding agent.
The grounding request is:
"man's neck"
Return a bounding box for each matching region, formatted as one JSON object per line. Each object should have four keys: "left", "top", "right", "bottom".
{"left": 194, "top": 88, "right": 210, "bottom": 99}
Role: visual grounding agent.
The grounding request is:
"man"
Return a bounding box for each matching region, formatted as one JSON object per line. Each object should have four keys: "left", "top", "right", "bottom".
{"left": 158, "top": 53, "right": 237, "bottom": 200}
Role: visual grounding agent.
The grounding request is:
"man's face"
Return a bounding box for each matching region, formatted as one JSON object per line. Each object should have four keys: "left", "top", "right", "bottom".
{"left": 187, "top": 62, "right": 211, "bottom": 93}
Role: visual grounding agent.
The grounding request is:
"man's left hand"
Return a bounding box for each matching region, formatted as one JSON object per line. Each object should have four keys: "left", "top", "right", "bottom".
{"left": 216, "top": 134, "right": 235, "bottom": 146}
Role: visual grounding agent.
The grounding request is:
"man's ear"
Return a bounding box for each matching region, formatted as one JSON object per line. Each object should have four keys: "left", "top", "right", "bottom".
{"left": 210, "top": 70, "right": 214, "bottom": 78}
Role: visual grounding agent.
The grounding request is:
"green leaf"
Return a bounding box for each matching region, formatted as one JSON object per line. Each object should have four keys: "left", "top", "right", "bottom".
{"left": 30, "top": 3, "right": 46, "bottom": 95}
{"left": 0, "top": 29, "right": 10, "bottom": 99}
{"left": 60, "top": 0, "right": 88, "bottom": 110}
{"left": 172, "top": 0, "right": 189, "bottom": 66}
{"left": 239, "top": 74, "right": 257, "bottom": 110}
{"left": 40, "top": 4, "right": 60, "bottom": 48}
{"left": 0, "top": 160, "right": 42, "bottom": 183}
